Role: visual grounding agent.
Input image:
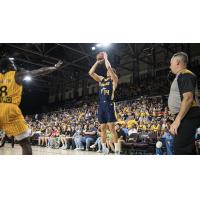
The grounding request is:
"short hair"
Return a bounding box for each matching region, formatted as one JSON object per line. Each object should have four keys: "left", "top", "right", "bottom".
{"left": 172, "top": 52, "right": 188, "bottom": 65}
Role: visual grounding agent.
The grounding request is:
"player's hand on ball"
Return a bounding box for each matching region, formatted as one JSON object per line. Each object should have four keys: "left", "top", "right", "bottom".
{"left": 103, "top": 52, "right": 108, "bottom": 60}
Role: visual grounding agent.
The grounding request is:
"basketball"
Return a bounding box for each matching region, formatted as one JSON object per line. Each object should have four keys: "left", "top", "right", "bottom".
{"left": 96, "top": 52, "right": 104, "bottom": 61}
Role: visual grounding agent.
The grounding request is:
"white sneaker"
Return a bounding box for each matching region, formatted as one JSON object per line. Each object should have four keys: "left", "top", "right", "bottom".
{"left": 97, "top": 150, "right": 102, "bottom": 153}
{"left": 103, "top": 147, "right": 109, "bottom": 155}
{"left": 75, "top": 147, "right": 84, "bottom": 151}
{"left": 90, "top": 144, "right": 96, "bottom": 149}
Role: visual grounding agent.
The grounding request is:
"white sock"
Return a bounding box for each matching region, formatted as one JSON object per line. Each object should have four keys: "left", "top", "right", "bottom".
{"left": 114, "top": 143, "right": 120, "bottom": 152}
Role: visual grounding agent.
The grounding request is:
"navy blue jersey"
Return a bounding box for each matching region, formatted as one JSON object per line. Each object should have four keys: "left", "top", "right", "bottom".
{"left": 98, "top": 78, "right": 117, "bottom": 124}
{"left": 99, "top": 78, "right": 115, "bottom": 103}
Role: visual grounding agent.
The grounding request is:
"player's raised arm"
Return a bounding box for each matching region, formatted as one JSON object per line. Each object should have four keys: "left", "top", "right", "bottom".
{"left": 15, "top": 60, "right": 63, "bottom": 84}
{"left": 103, "top": 52, "right": 118, "bottom": 85}
{"left": 88, "top": 60, "right": 104, "bottom": 82}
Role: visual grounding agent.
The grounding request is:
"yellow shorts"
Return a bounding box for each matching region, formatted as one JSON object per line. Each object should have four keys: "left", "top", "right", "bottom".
{"left": 0, "top": 103, "right": 29, "bottom": 137}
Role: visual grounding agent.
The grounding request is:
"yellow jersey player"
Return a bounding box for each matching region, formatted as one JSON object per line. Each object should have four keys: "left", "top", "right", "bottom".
{"left": 0, "top": 57, "right": 63, "bottom": 154}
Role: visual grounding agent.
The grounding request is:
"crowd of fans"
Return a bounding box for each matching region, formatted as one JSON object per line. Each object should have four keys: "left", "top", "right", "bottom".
{"left": 115, "top": 75, "right": 169, "bottom": 101}
{"left": 18, "top": 95, "right": 177, "bottom": 154}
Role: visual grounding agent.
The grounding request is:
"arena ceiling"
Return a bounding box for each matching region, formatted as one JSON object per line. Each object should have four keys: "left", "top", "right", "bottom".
{"left": 0, "top": 43, "right": 199, "bottom": 93}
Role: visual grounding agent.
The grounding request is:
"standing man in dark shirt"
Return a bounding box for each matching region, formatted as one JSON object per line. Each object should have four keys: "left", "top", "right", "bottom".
{"left": 168, "top": 52, "right": 200, "bottom": 155}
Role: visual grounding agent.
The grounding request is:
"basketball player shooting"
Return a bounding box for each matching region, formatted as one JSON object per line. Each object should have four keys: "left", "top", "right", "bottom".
{"left": 89, "top": 52, "right": 120, "bottom": 154}
{"left": 0, "top": 57, "right": 63, "bottom": 155}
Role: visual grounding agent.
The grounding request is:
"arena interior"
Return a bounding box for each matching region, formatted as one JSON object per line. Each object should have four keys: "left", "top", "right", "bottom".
{"left": 0, "top": 43, "right": 200, "bottom": 155}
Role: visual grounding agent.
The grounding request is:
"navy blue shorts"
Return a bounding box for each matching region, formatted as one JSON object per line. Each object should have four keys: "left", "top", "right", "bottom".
{"left": 98, "top": 102, "right": 117, "bottom": 124}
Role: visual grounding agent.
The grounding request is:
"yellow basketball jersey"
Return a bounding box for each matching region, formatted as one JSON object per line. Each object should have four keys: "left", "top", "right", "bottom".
{"left": 0, "top": 71, "right": 22, "bottom": 105}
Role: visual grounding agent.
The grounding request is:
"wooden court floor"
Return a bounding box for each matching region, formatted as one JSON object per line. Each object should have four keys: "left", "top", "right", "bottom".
{"left": 0, "top": 143, "right": 102, "bottom": 155}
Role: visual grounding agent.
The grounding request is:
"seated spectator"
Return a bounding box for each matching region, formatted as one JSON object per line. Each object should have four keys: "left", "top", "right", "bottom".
{"left": 73, "top": 124, "right": 83, "bottom": 150}
{"left": 65, "top": 126, "right": 76, "bottom": 149}
{"left": 120, "top": 123, "right": 129, "bottom": 136}
{"left": 30, "top": 126, "right": 40, "bottom": 145}
{"left": 59, "top": 125, "right": 68, "bottom": 149}
{"left": 37, "top": 127, "right": 44, "bottom": 146}
{"left": 90, "top": 127, "right": 102, "bottom": 153}
{"left": 156, "top": 123, "right": 174, "bottom": 155}
{"left": 106, "top": 129, "right": 115, "bottom": 153}
{"left": 163, "top": 129, "right": 174, "bottom": 155}
{"left": 49, "top": 127, "right": 60, "bottom": 148}
{"left": 146, "top": 124, "right": 152, "bottom": 134}
{"left": 115, "top": 124, "right": 127, "bottom": 154}
{"left": 150, "top": 121, "right": 160, "bottom": 136}
{"left": 127, "top": 116, "right": 138, "bottom": 129}
{"left": 128, "top": 124, "right": 138, "bottom": 136}
{"left": 78, "top": 124, "right": 98, "bottom": 151}
{"left": 44, "top": 127, "right": 52, "bottom": 147}
{"left": 137, "top": 121, "right": 146, "bottom": 133}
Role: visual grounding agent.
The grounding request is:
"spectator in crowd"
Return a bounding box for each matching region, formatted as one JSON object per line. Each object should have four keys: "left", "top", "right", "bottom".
{"left": 38, "top": 125, "right": 46, "bottom": 147}
{"left": 64, "top": 126, "right": 76, "bottom": 149}
{"left": 59, "top": 124, "right": 68, "bottom": 149}
{"left": 128, "top": 124, "right": 138, "bottom": 136}
{"left": 106, "top": 129, "right": 115, "bottom": 153}
{"left": 78, "top": 124, "right": 98, "bottom": 151}
{"left": 44, "top": 127, "right": 52, "bottom": 147}
{"left": 49, "top": 127, "right": 60, "bottom": 148}
{"left": 115, "top": 124, "right": 127, "bottom": 153}
{"left": 90, "top": 127, "right": 102, "bottom": 153}
{"left": 73, "top": 124, "right": 83, "bottom": 150}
